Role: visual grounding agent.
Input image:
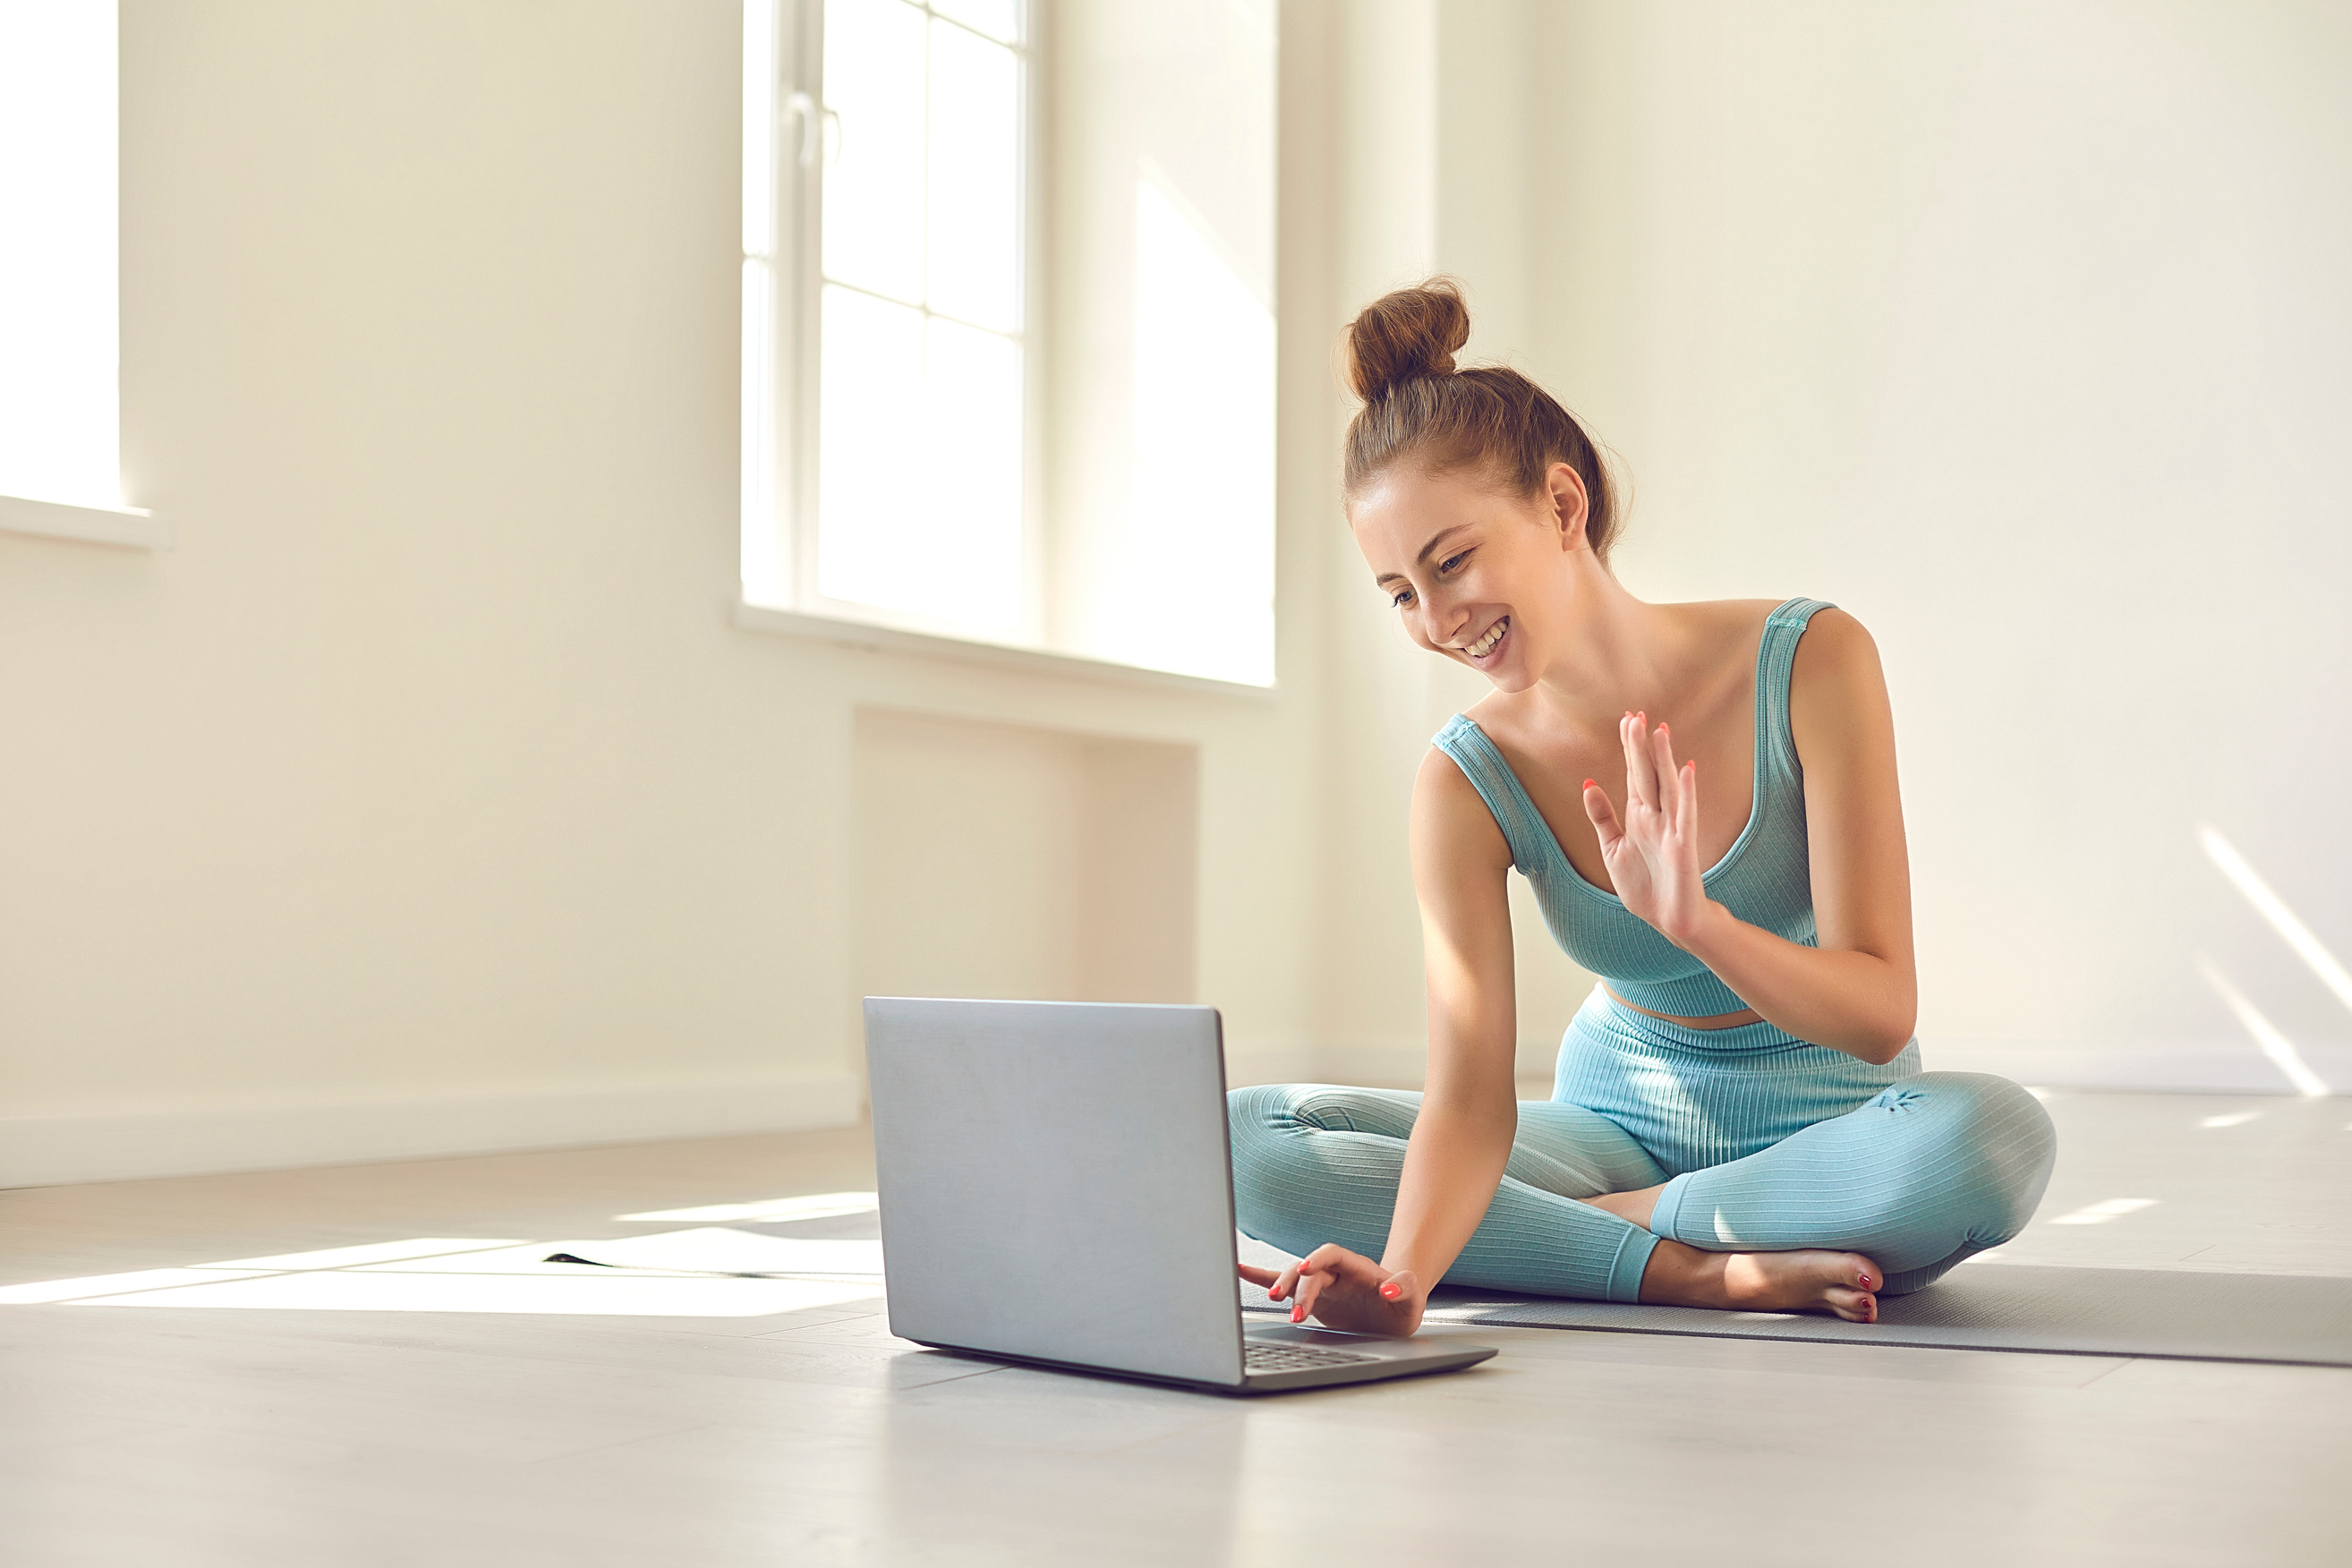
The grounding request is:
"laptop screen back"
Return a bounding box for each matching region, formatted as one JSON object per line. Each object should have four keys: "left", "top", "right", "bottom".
{"left": 864, "top": 997, "right": 1246, "bottom": 1385}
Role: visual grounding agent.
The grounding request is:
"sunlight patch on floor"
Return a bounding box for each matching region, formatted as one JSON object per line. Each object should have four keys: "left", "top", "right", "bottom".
{"left": 0, "top": 1229, "right": 885, "bottom": 1317}
{"left": 2049, "top": 1198, "right": 2159, "bottom": 1226}
{"left": 613, "top": 1191, "right": 879, "bottom": 1223}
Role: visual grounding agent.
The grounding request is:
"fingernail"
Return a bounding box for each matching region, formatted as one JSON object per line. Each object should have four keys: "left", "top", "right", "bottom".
{"left": 1380, "top": 1283, "right": 1401, "bottom": 1299}
{"left": 1657, "top": 721, "right": 1668, "bottom": 734}
{"left": 1582, "top": 779, "right": 1597, "bottom": 790}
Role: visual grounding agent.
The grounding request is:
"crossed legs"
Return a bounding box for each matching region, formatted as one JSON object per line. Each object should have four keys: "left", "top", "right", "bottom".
{"left": 1228, "top": 1071, "right": 2055, "bottom": 1318}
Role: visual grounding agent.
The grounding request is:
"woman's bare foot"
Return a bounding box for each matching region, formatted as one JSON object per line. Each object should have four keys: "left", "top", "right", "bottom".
{"left": 1638, "top": 1237, "right": 1883, "bottom": 1323}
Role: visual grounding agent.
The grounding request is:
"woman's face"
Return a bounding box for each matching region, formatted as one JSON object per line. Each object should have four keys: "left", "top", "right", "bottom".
{"left": 1350, "top": 460, "right": 1589, "bottom": 693}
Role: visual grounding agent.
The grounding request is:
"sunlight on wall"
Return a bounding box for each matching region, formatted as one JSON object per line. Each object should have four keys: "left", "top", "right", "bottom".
{"left": 1047, "top": 0, "right": 1276, "bottom": 686}
{"left": 2194, "top": 955, "right": 2331, "bottom": 1099}
{"left": 2199, "top": 823, "right": 2352, "bottom": 1018}
{"left": 1088, "top": 170, "right": 1275, "bottom": 686}
{"left": 0, "top": 0, "right": 120, "bottom": 508}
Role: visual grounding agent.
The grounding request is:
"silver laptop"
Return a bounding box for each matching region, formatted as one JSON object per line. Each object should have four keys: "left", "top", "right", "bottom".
{"left": 863, "top": 996, "right": 1497, "bottom": 1394}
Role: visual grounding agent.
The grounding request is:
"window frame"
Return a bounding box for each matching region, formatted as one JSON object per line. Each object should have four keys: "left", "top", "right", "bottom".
{"left": 744, "top": 0, "right": 1048, "bottom": 650}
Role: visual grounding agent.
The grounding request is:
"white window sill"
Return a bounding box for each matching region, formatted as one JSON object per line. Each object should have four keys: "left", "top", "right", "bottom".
{"left": 0, "top": 493, "right": 172, "bottom": 550}
{"left": 731, "top": 598, "right": 1278, "bottom": 702}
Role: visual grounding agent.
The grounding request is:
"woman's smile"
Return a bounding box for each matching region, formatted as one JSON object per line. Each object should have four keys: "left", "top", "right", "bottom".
{"left": 1453, "top": 614, "right": 1511, "bottom": 663}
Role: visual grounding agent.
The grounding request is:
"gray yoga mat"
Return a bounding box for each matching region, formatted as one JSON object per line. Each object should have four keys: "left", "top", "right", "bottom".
{"left": 1240, "top": 1265, "right": 2352, "bottom": 1366}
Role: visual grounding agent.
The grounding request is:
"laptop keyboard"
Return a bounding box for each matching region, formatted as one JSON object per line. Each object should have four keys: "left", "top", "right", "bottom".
{"left": 1245, "top": 1342, "right": 1380, "bottom": 1373}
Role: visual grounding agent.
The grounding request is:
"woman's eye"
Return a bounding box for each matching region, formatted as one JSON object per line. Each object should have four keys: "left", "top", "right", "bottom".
{"left": 1390, "top": 589, "right": 1414, "bottom": 608}
{"left": 1438, "top": 551, "right": 1470, "bottom": 574}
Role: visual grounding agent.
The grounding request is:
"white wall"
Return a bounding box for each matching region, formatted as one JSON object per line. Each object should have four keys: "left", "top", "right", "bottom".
{"left": 1294, "top": 0, "right": 2352, "bottom": 1093}
{"left": 10, "top": 2, "right": 2339, "bottom": 1188}
{"left": 0, "top": 0, "right": 1346, "bottom": 1185}
{"left": 1519, "top": 0, "right": 2352, "bottom": 1090}
{"left": 854, "top": 709, "right": 1197, "bottom": 1016}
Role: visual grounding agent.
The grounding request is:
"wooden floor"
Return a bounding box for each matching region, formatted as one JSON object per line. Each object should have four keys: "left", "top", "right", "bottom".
{"left": 4, "top": 1090, "right": 2348, "bottom": 1567}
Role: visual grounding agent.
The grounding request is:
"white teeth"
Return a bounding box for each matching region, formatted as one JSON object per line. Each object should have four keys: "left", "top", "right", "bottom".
{"left": 1464, "top": 618, "right": 1507, "bottom": 657}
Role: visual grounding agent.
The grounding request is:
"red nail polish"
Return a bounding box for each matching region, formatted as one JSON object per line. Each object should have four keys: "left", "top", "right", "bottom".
{"left": 1582, "top": 779, "right": 1598, "bottom": 790}
{"left": 1657, "top": 722, "right": 1668, "bottom": 734}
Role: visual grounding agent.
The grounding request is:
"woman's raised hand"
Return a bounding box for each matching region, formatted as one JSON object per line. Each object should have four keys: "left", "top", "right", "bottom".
{"left": 1581, "top": 712, "right": 1715, "bottom": 947}
{"left": 1237, "top": 1244, "right": 1422, "bottom": 1337}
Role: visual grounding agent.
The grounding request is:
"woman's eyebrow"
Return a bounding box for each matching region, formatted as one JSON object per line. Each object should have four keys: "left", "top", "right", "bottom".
{"left": 1375, "top": 524, "right": 1476, "bottom": 586}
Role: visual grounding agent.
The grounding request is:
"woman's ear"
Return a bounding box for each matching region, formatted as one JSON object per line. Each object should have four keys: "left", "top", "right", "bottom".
{"left": 1546, "top": 461, "right": 1591, "bottom": 552}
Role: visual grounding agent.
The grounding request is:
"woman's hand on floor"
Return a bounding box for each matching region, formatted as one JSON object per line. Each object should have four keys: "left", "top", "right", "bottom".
{"left": 1584, "top": 712, "right": 1716, "bottom": 948}
{"left": 1239, "top": 1244, "right": 1423, "bottom": 1336}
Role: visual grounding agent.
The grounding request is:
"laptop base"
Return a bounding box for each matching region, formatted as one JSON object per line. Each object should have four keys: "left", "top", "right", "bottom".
{"left": 905, "top": 1322, "right": 1497, "bottom": 1396}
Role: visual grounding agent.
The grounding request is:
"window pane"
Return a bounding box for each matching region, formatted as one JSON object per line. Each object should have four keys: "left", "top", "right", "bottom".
{"left": 920, "top": 315, "right": 1025, "bottom": 626}
{"left": 741, "top": 0, "right": 777, "bottom": 259}
{"left": 818, "top": 292, "right": 1024, "bottom": 630}
{"left": 0, "top": 0, "right": 118, "bottom": 508}
{"left": 931, "top": 0, "right": 1022, "bottom": 47}
{"left": 925, "top": 20, "right": 1021, "bottom": 333}
{"left": 822, "top": 0, "right": 925, "bottom": 303}
{"left": 816, "top": 285, "right": 925, "bottom": 609}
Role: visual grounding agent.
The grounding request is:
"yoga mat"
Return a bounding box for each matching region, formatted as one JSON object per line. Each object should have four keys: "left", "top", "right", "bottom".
{"left": 1240, "top": 1265, "right": 2352, "bottom": 1367}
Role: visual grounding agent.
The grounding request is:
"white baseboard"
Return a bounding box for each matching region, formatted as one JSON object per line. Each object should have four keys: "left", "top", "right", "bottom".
{"left": 1921, "top": 1040, "right": 2348, "bottom": 1096}
{"left": 0, "top": 1072, "right": 864, "bottom": 1189}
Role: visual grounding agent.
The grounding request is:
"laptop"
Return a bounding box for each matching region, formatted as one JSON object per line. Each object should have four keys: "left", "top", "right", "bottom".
{"left": 863, "top": 996, "right": 1498, "bottom": 1394}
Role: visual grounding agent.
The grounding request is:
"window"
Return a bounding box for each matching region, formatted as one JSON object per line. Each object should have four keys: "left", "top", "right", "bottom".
{"left": 743, "top": 0, "right": 1277, "bottom": 687}
{"left": 744, "top": 0, "right": 1035, "bottom": 643}
{"left": 0, "top": 0, "right": 156, "bottom": 545}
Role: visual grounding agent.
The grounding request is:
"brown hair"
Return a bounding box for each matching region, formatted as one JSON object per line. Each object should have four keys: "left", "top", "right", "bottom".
{"left": 1341, "top": 277, "right": 1621, "bottom": 562}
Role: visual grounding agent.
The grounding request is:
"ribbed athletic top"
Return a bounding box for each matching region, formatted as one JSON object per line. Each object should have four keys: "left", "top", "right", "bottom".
{"left": 1430, "top": 597, "right": 1833, "bottom": 1019}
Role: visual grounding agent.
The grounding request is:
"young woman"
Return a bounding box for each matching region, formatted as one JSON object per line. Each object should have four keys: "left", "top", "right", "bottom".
{"left": 1231, "top": 281, "right": 2055, "bottom": 1334}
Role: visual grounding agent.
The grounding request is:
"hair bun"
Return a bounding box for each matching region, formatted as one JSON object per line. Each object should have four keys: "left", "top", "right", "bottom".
{"left": 1344, "top": 277, "right": 1471, "bottom": 402}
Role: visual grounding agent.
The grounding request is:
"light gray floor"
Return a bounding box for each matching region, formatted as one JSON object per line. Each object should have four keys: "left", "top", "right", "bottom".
{"left": 3, "top": 1090, "right": 2348, "bottom": 1567}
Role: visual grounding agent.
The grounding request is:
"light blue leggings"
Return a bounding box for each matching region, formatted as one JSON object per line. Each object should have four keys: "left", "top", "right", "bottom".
{"left": 1229, "top": 988, "right": 2058, "bottom": 1302}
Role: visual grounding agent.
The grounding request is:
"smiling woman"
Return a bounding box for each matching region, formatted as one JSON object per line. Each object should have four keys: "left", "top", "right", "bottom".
{"left": 1227, "top": 279, "right": 2058, "bottom": 1337}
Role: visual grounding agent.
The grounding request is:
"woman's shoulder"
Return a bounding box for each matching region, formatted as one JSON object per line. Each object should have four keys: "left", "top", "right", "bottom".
{"left": 1785, "top": 605, "right": 1891, "bottom": 737}
{"left": 1410, "top": 741, "right": 1515, "bottom": 871}
{"left": 1677, "top": 596, "right": 1877, "bottom": 670}
{"left": 1786, "top": 603, "right": 1879, "bottom": 677}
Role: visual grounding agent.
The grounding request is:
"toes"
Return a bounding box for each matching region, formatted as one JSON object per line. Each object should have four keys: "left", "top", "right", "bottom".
{"left": 1825, "top": 1286, "right": 1880, "bottom": 1325}
{"left": 1847, "top": 1254, "right": 1883, "bottom": 1292}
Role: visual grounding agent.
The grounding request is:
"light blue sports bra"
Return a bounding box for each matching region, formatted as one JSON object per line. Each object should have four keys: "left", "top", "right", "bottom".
{"left": 1430, "top": 598, "right": 1832, "bottom": 1018}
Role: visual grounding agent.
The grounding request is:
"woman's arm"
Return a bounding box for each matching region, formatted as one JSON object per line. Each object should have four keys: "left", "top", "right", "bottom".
{"left": 1383, "top": 748, "right": 1524, "bottom": 1291}
{"left": 1268, "top": 748, "right": 1521, "bottom": 1334}
{"left": 1584, "top": 609, "right": 1918, "bottom": 1063}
